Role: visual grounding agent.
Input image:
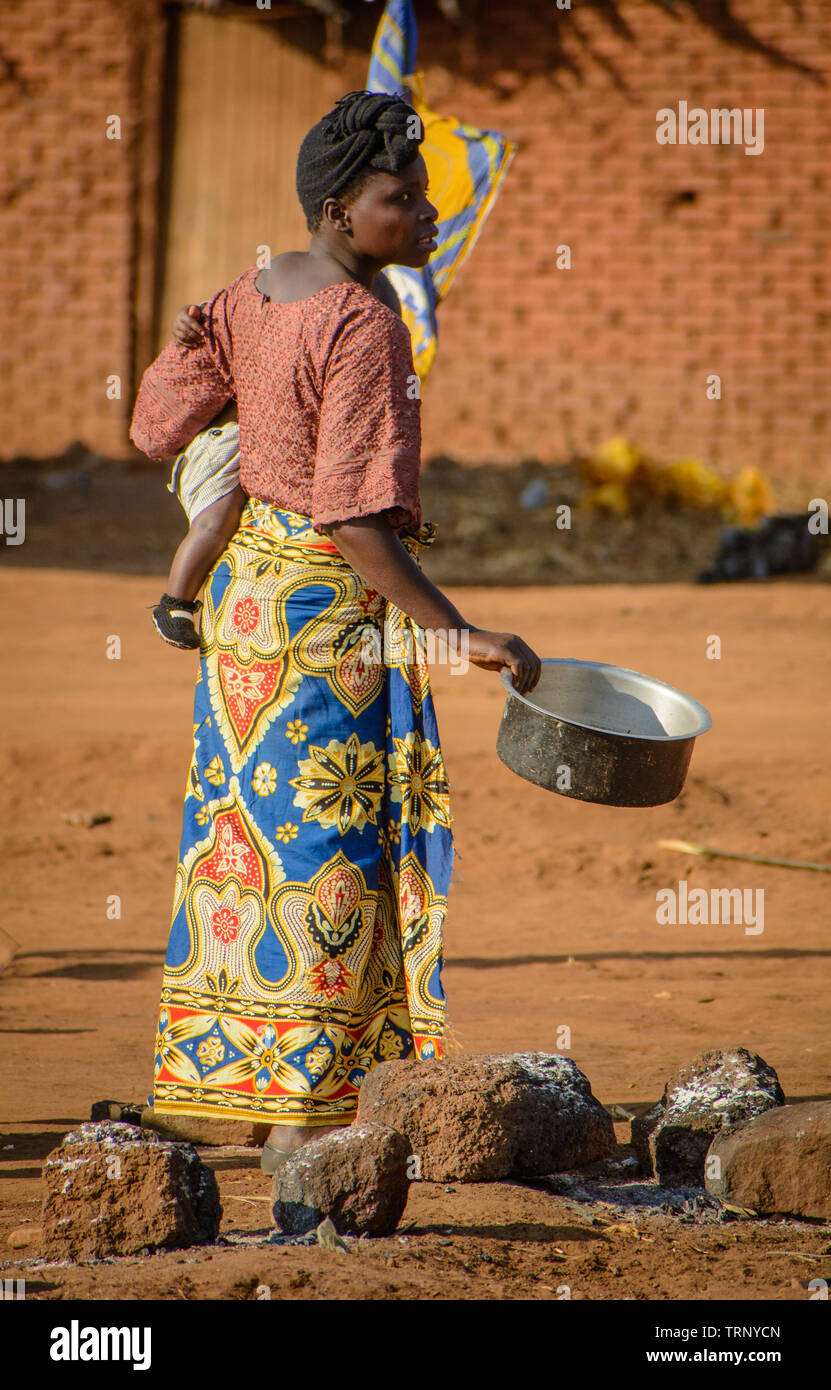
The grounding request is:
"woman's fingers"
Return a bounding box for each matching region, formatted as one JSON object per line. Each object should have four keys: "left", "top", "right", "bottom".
{"left": 509, "top": 655, "right": 533, "bottom": 695}
{"left": 466, "top": 629, "right": 542, "bottom": 695}
{"left": 507, "top": 635, "right": 542, "bottom": 695}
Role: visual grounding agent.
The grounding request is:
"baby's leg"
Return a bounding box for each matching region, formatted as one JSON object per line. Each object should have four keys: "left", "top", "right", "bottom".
{"left": 167, "top": 485, "right": 248, "bottom": 600}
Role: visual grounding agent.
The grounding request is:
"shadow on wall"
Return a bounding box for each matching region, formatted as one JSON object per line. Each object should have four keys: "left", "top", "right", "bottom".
{"left": 433, "top": 0, "right": 824, "bottom": 97}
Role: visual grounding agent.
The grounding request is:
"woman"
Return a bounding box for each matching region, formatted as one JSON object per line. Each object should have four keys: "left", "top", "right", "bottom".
{"left": 131, "top": 90, "right": 541, "bottom": 1174}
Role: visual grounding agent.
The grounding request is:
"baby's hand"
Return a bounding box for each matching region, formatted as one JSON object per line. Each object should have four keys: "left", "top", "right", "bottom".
{"left": 172, "top": 304, "right": 206, "bottom": 347}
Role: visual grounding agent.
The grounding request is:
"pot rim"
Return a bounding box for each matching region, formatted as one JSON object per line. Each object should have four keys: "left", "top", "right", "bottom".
{"left": 500, "top": 658, "right": 713, "bottom": 743}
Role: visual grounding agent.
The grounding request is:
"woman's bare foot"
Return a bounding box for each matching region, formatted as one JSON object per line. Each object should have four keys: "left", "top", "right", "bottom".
{"left": 266, "top": 1122, "right": 343, "bottom": 1155}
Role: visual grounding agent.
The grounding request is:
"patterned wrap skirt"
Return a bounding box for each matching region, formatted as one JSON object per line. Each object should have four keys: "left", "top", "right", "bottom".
{"left": 152, "top": 497, "right": 455, "bottom": 1127}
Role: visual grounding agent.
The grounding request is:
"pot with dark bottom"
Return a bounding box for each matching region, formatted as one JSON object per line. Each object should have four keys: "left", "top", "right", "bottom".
{"left": 496, "top": 658, "right": 712, "bottom": 808}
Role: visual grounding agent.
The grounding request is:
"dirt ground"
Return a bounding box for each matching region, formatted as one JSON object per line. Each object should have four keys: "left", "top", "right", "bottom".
{"left": 1, "top": 561, "right": 830, "bottom": 1302}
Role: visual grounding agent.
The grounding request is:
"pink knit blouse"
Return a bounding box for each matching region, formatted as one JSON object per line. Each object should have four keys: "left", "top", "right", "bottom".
{"left": 130, "top": 266, "right": 422, "bottom": 536}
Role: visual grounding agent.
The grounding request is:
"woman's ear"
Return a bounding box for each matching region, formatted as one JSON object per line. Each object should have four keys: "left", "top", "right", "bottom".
{"left": 321, "top": 196, "right": 351, "bottom": 235}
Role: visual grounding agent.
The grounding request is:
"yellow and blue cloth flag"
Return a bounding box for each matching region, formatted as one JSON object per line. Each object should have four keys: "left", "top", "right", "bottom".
{"left": 367, "top": 0, "right": 516, "bottom": 385}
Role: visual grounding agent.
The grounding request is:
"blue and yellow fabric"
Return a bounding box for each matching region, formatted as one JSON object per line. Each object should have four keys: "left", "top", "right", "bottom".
{"left": 367, "top": 0, "right": 516, "bottom": 385}
{"left": 152, "top": 499, "right": 454, "bottom": 1125}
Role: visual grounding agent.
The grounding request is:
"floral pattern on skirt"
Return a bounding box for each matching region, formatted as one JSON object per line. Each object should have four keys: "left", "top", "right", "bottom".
{"left": 151, "top": 499, "right": 454, "bottom": 1126}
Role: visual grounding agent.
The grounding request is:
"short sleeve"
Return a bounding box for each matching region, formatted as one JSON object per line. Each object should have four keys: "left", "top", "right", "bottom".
{"left": 129, "top": 276, "right": 243, "bottom": 460}
{"left": 311, "top": 302, "right": 422, "bottom": 534}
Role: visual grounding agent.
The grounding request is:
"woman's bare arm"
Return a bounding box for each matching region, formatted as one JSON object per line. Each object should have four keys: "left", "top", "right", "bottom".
{"left": 327, "top": 515, "right": 541, "bottom": 694}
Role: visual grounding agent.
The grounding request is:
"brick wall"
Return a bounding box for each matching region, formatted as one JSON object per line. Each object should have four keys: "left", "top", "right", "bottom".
{"left": 408, "top": 0, "right": 831, "bottom": 486}
{"left": 0, "top": 0, "right": 165, "bottom": 460}
{"left": 2, "top": 0, "right": 829, "bottom": 488}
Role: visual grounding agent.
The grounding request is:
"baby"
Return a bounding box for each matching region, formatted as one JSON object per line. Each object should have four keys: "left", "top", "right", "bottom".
{"left": 152, "top": 304, "right": 247, "bottom": 649}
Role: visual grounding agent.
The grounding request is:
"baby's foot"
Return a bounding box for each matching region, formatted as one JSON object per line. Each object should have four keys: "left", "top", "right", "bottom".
{"left": 152, "top": 593, "right": 202, "bottom": 649}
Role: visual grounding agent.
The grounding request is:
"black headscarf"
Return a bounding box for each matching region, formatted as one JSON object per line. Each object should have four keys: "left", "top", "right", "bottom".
{"left": 296, "top": 89, "right": 423, "bottom": 227}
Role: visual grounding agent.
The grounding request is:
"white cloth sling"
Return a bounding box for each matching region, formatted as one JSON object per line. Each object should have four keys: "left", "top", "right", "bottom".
{"left": 167, "top": 422, "right": 241, "bottom": 523}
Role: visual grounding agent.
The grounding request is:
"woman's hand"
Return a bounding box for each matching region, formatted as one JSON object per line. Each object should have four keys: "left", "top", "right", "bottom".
{"left": 466, "top": 628, "right": 541, "bottom": 696}
{"left": 172, "top": 304, "right": 206, "bottom": 347}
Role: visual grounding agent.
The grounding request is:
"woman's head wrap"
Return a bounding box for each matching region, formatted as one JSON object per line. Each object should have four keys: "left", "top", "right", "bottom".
{"left": 296, "top": 89, "right": 423, "bottom": 229}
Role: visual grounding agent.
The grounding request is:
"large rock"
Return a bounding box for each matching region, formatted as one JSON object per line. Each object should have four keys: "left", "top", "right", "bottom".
{"left": 632, "top": 1048, "right": 785, "bottom": 1187}
{"left": 705, "top": 1101, "right": 831, "bottom": 1219}
{"left": 41, "top": 1121, "right": 222, "bottom": 1259}
{"left": 356, "top": 1052, "right": 616, "bottom": 1182}
{"left": 271, "top": 1121, "right": 410, "bottom": 1237}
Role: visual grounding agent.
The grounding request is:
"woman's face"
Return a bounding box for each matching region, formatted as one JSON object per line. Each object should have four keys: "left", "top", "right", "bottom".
{"left": 325, "top": 154, "right": 439, "bottom": 269}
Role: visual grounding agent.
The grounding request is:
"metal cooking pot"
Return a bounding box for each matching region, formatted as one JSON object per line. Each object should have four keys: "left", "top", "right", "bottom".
{"left": 496, "top": 658, "right": 712, "bottom": 808}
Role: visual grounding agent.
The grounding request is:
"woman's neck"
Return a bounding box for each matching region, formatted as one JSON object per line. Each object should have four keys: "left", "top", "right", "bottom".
{"left": 307, "top": 237, "right": 381, "bottom": 290}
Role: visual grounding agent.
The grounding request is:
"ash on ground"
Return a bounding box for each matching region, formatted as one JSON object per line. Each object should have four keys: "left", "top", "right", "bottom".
{"left": 531, "top": 1169, "right": 829, "bottom": 1233}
